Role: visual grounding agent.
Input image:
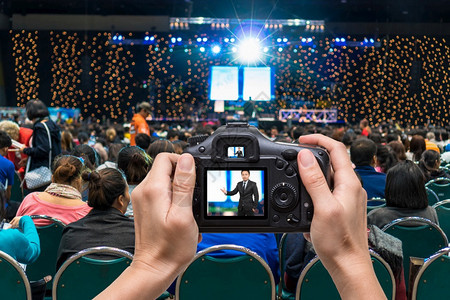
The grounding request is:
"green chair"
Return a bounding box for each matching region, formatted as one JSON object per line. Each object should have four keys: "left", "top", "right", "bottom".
{"left": 411, "top": 247, "right": 450, "bottom": 300}
{"left": 277, "top": 233, "right": 295, "bottom": 300}
{"left": 295, "top": 249, "right": 395, "bottom": 300}
{"left": 175, "top": 244, "right": 275, "bottom": 300}
{"left": 433, "top": 199, "right": 450, "bottom": 239}
{"left": 426, "top": 187, "right": 440, "bottom": 206}
{"left": 367, "top": 198, "right": 387, "bottom": 214}
{"left": 52, "top": 246, "right": 133, "bottom": 299}
{"left": 26, "top": 215, "right": 66, "bottom": 295}
{"left": 382, "top": 217, "right": 449, "bottom": 290}
{"left": 0, "top": 250, "right": 32, "bottom": 300}
{"left": 425, "top": 178, "right": 450, "bottom": 203}
{"left": 10, "top": 171, "right": 23, "bottom": 202}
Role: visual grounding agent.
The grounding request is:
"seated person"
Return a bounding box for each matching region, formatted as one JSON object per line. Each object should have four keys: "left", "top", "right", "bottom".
{"left": 16, "top": 155, "right": 91, "bottom": 226}
{"left": 351, "top": 138, "right": 386, "bottom": 199}
{"left": 418, "top": 149, "right": 450, "bottom": 182}
{"left": 368, "top": 160, "right": 439, "bottom": 229}
{"left": 56, "top": 168, "right": 134, "bottom": 269}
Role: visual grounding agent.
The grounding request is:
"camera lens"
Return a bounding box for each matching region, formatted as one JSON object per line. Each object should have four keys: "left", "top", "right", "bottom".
{"left": 271, "top": 183, "right": 298, "bottom": 212}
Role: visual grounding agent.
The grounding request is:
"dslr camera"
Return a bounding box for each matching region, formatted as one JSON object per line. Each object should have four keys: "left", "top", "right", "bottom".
{"left": 185, "top": 122, "right": 330, "bottom": 232}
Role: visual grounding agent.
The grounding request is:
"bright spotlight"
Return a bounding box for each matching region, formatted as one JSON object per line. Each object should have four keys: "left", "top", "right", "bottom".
{"left": 224, "top": 38, "right": 229, "bottom": 43}
{"left": 212, "top": 45, "right": 221, "bottom": 54}
{"left": 237, "top": 38, "right": 262, "bottom": 63}
{"left": 278, "top": 47, "right": 283, "bottom": 52}
{"left": 171, "top": 37, "right": 176, "bottom": 43}
{"left": 231, "top": 47, "right": 237, "bottom": 53}
{"left": 263, "top": 47, "right": 269, "bottom": 53}
{"left": 202, "top": 37, "right": 208, "bottom": 42}
{"left": 196, "top": 37, "right": 202, "bottom": 42}
{"left": 199, "top": 47, "right": 205, "bottom": 52}
{"left": 335, "top": 38, "right": 340, "bottom": 42}
{"left": 177, "top": 37, "right": 182, "bottom": 42}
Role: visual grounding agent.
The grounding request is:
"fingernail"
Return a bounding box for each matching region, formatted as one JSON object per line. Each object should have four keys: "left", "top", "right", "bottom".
{"left": 178, "top": 154, "right": 193, "bottom": 172}
{"left": 299, "top": 150, "right": 315, "bottom": 168}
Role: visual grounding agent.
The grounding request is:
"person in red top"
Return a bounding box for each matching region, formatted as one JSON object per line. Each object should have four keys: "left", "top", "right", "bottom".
{"left": 129, "top": 102, "right": 151, "bottom": 146}
{"left": 0, "top": 121, "right": 33, "bottom": 179}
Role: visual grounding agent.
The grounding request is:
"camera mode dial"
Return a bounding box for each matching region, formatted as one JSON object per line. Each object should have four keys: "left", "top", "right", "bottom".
{"left": 271, "top": 182, "right": 298, "bottom": 212}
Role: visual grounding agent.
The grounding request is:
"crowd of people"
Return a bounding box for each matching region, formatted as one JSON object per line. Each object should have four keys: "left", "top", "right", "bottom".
{"left": 0, "top": 99, "right": 450, "bottom": 299}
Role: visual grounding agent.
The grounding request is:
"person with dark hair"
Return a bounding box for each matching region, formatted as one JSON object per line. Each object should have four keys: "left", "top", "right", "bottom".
{"left": 77, "top": 132, "right": 90, "bottom": 145}
{"left": 0, "top": 130, "right": 15, "bottom": 200}
{"left": 56, "top": 168, "right": 134, "bottom": 269}
{"left": 71, "top": 144, "right": 99, "bottom": 171}
{"left": 97, "top": 143, "right": 125, "bottom": 170}
{"left": 407, "top": 135, "right": 426, "bottom": 162}
{"left": 388, "top": 141, "right": 407, "bottom": 161}
{"left": 418, "top": 150, "right": 450, "bottom": 182}
{"left": 130, "top": 102, "right": 151, "bottom": 146}
{"left": 60, "top": 130, "right": 74, "bottom": 154}
{"left": 135, "top": 133, "right": 151, "bottom": 150}
{"left": 172, "top": 140, "right": 188, "bottom": 155}
{"left": 20, "top": 99, "right": 62, "bottom": 192}
{"left": 166, "top": 130, "right": 179, "bottom": 142}
{"left": 386, "top": 133, "right": 399, "bottom": 144}
{"left": 117, "top": 146, "right": 152, "bottom": 217}
{"left": 375, "top": 145, "right": 398, "bottom": 173}
{"left": 147, "top": 139, "right": 175, "bottom": 159}
{"left": 368, "top": 132, "right": 383, "bottom": 145}
{"left": 220, "top": 170, "right": 259, "bottom": 216}
{"left": 368, "top": 160, "right": 439, "bottom": 229}
{"left": 16, "top": 155, "right": 91, "bottom": 226}
{"left": 351, "top": 138, "right": 386, "bottom": 199}
{"left": 341, "top": 130, "right": 357, "bottom": 155}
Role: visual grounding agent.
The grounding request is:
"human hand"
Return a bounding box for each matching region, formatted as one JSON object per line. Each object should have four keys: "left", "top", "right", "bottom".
{"left": 19, "top": 147, "right": 26, "bottom": 154}
{"left": 297, "top": 134, "right": 385, "bottom": 299}
{"left": 9, "top": 216, "right": 22, "bottom": 228}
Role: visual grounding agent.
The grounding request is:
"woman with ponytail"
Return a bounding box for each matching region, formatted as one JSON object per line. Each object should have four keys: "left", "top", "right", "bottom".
{"left": 56, "top": 168, "right": 134, "bottom": 269}
{"left": 16, "top": 155, "right": 91, "bottom": 226}
{"left": 117, "top": 146, "right": 152, "bottom": 217}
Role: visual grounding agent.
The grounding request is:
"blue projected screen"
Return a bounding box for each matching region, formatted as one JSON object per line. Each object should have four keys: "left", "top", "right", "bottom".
{"left": 210, "top": 66, "right": 239, "bottom": 100}
{"left": 243, "top": 67, "right": 272, "bottom": 101}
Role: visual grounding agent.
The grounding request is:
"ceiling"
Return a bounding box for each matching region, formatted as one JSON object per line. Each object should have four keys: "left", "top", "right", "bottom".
{"left": 2, "top": 0, "right": 449, "bottom": 23}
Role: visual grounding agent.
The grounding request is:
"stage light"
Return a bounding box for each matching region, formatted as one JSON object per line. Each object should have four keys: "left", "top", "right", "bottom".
{"left": 341, "top": 38, "right": 346, "bottom": 42}
{"left": 197, "top": 37, "right": 202, "bottom": 42}
{"left": 177, "top": 37, "right": 182, "bottom": 42}
{"left": 171, "top": 37, "right": 176, "bottom": 43}
{"left": 369, "top": 38, "right": 374, "bottom": 43}
{"left": 199, "top": 47, "right": 205, "bottom": 52}
{"left": 224, "top": 38, "right": 229, "bottom": 43}
{"left": 202, "top": 37, "right": 208, "bottom": 42}
{"left": 237, "top": 38, "right": 262, "bottom": 63}
{"left": 144, "top": 36, "right": 149, "bottom": 41}
{"left": 278, "top": 47, "right": 283, "bottom": 52}
{"left": 301, "top": 38, "right": 306, "bottom": 43}
{"left": 231, "top": 47, "right": 237, "bottom": 53}
{"left": 212, "top": 45, "right": 221, "bottom": 54}
{"left": 263, "top": 47, "right": 269, "bottom": 53}
{"left": 277, "top": 38, "right": 282, "bottom": 43}
{"left": 113, "top": 36, "right": 117, "bottom": 41}
{"left": 150, "top": 36, "right": 155, "bottom": 41}
{"left": 230, "top": 38, "right": 235, "bottom": 43}
{"left": 283, "top": 38, "right": 288, "bottom": 43}
{"left": 336, "top": 38, "right": 340, "bottom": 42}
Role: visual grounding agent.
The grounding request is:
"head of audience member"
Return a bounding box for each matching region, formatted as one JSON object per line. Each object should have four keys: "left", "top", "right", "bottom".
{"left": 61, "top": 130, "right": 74, "bottom": 152}
{"left": 106, "top": 127, "right": 117, "bottom": 144}
{"left": 342, "top": 130, "right": 357, "bottom": 149}
{"left": 172, "top": 140, "right": 188, "bottom": 155}
{"left": 0, "top": 130, "right": 12, "bottom": 156}
{"left": 368, "top": 132, "right": 383, "bottom": 145}
{"left": 388, "top": 141, "right": 407, "bottom": 161}
{"left": 52, "top": 155, "right": 85, "bottom": 191}
{"left": 82, "top": 168, "right": 129, "bottom": 214}
{"left": 167, "top": 130, "right": 179, "bottom": 142}
{"left": 291, "top": 126, "right": 305, "bottom": 141}
{"left": 137, "top": 102, "right": 151, "bottom": 118}
{"left": 26, "top": 99, "right": 49, "bottom": 122}
{"left": 0, "top": 121, "right": 20, "bottom": 141}
{"left": 118, "top": 146, "right": 152, "bottom": 185}
{"left": 419, "top": 150, "right": 441, "bottom": 173}
{"left": 107, "top": 143, "right": 125, "bottom": 163}
{"left": 386, "top": 133, "right": 400, "bottom": 143}
{"left": 350, "top": 138, "right": 377, "bottom": 167}
{"left": 71, "top": 144, "right": 99, "bottom": 170}
{"left": 147, "top": 140, "right": 175, "bottom": 159}
{"left": 375, "top": 145, "right": 398, "bottom": 173}
{"left": 426, "top": 132, "right": 435, "bottom": 141}
{"left": 77, "top": 132, "right": 90, "bottom": 145}
{"left": 409, "top": 135, "right": 426, "bottom": 161}
{"left": 135, "top": 133, "right": 151, "bottom": 150}
{"left": 385, "top": 160, "right": 428, "bottom": 209}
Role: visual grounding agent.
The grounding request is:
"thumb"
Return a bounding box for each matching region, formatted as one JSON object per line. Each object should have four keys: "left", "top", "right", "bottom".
{"left": 298, "top": 149, "right": 333, "bottom": 210}
{"left": 172, "top": 154, "right": 196, "bottom": 208}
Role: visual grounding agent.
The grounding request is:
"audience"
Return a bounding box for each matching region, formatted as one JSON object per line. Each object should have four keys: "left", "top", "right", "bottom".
{"left": 407, "top": 135, "right": 426, "bottom": 162}
{"left": 351, "top": 138, "right": 387, "bottom": 199}
{"left": 16, "top": 155, "right": 91, "bottom": 226}
{"left": 134, "top": 133, "right": 151, "bottom": 150}
{"left": 418, "top": 150, "right": 450, "bottom": 182}
{"left": 71, "top": 144, "right": 100, "bottom": 171}
{"left": 388, "top": 140, "right": 407, "bottom": 161}
{"left": 367, "top": 160, "right": 439, "bottom": 229}
{"left": 375, "top": 145, "right": 398, "bottom": 173}
{"left": 147, "top": 139, "right": 175, "bottom": 159}
{"left": 57, "top": 168, "right": 134, "bottom": 269}
{"left": 0, "top": 130, "right": 15, "bottom": 200}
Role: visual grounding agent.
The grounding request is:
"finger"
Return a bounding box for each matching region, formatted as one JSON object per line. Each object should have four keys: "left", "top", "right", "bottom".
{"left": 303, "top": 233, "right": 311, "bottom": 243}
{"left": 171, "top": 154, "right": 196, "bottom": 210}
{"left": 298, "top": 149, "right": 334, "bottom": 211}
{"left": 299, "top": 134, "right": 358, "bottom": 188}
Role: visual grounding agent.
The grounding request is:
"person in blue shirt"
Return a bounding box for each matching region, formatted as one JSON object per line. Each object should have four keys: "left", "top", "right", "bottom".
{"left": 0, "top": 130, "right": 15, "bottom": 200}
{"left": 351, "top": 138, "right": 387, "bottom": 199}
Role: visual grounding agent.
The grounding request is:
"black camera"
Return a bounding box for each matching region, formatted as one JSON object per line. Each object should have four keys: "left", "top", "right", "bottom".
{"left": 185, "top": 122, "right": 331, "bottom": 233}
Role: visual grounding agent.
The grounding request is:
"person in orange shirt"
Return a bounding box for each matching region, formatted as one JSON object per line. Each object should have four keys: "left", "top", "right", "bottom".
{"left": 129, "top": 102, "right": 151, "bottom": 146}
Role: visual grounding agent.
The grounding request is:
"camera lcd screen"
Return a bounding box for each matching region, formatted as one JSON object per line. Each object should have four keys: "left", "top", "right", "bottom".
{"left": 227, "top": 146, "right": 245, "bottom": 158}
{"left": 206, "top": 169, "right": 266, "bottom": 218}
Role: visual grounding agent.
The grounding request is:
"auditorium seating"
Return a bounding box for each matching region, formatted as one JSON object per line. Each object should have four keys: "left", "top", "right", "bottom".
{"left": 367, "top": 198, "right": 387, "bottom": 214}
{"left": 175, "top": 244, "right": 275, "bottom": 300}
{"left": 432, "top": 200, "right": 450, "bottom": 238}
{"left": 0, "top": 250, "right": 32, "bottom": 300}
{"left": 52, "top": 246, "right": 133, "bottom": 299}
{"left": 411, "top": 247, "right": 450, "bottom": 300}
{"left": 425, "top": 178, "right": 450, "bottom": 203}
{"left": 381, "top": 217, "right": 448, "bottom": 290}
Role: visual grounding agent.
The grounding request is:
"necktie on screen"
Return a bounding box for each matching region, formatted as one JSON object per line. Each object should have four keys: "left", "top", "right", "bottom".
{"left": 243, "top": 182, "right": 246, "bottom": 190}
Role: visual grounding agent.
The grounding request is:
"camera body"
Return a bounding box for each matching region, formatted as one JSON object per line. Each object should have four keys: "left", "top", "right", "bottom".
{"left": 184, "top": 122, "right": 331, "bottom": 233}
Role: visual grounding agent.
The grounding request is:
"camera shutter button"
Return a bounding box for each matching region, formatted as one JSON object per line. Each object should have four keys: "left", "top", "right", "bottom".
{"left": 282, "top": 149, "right": 298, "bottom": 161}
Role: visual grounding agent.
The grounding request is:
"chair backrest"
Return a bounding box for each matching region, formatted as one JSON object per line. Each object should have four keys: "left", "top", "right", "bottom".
{"left": 175, "top": 244, "right": 275, "bottom": 300}
{"left": 411, "top": 247, "right": 450, "bottom": 300}
{"left": 52, "top": 246, "right": 133, "bottom": 300}
{"left": 367, "top": 198, "right": 387, "bottom": 214}
{"left": 426, "top": 188, "right": 440, "bottom": 206}
{"left": 26, "top": 215, "right": 66, "bottom": 293}
{"left": 10, "top": 171, "right": 23, "bottom": 202}
{"left": 277, "top": 233, "right": 294, "bottom": 300}
{"left": 382, "top": 217, "right": 449, "bottom": 290}
{"left": 0, "top": 250, "right": 32, "bottom": 300}
{"left": 432, "top": 199, "right": 450, "bottom": 240}
{"left": 425, "top": 177, "right": 450, "bottom": 203}
{"left": 295, "top": 249, "right": 395, "bottom": 300}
